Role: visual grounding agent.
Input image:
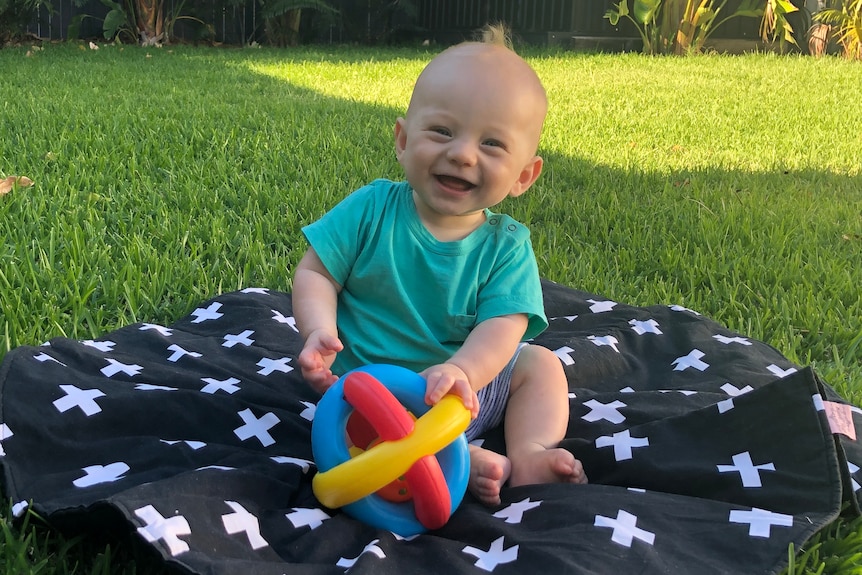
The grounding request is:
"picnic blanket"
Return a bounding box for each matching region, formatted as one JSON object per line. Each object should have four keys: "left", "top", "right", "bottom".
{"left": 1, "top": 278, "right": 860, "bottom": 574}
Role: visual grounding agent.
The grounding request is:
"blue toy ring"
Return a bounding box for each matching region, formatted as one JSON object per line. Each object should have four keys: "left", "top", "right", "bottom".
{"left": 311, "top": 364, "right": 470, "bottom": 536}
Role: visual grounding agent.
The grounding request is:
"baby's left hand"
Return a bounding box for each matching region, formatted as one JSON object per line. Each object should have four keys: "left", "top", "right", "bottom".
{"left": 420, "top": 363, "right": 479, "bottom": 419}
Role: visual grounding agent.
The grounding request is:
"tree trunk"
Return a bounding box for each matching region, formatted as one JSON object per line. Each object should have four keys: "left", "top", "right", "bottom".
{"left": 136, "top": 0, "right": 165, "bottom": 46}
{"left": 266, "top": 9, "right": 302, "bottom": 47}
{"left": 808, "top": 22, "right": 830, "bottom": 57}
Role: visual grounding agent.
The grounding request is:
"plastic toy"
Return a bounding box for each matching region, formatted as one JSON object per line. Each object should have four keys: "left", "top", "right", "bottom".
{"left": 311, "top": 364, "right": 471, "bottom": 536}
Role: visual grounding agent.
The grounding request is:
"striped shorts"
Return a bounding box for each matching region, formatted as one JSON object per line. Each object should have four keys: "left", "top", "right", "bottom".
{"left": 464, "top": 343, "right": 527, "bottom": 441}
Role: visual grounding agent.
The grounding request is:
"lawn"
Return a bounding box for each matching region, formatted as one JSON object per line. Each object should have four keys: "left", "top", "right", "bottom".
{"left": 1, "top": 42, "right": 861, "bottom": 573}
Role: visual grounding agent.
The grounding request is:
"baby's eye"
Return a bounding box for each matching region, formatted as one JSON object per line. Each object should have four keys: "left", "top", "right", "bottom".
{"left": 482, "top": 139, "right": 506, "bottom": 150}
{"left": 430, "top": 126, "right": 451, "bottom": 137}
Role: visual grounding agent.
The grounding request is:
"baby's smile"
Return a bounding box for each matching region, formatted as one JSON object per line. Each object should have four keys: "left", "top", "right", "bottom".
{"left": 436, "top": 174, "right": 475, "bottom": 192}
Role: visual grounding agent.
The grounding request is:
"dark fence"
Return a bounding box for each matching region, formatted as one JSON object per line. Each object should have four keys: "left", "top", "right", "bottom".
{"left": 26, "top": 0, "right": 267, "bottom": 44}
{"left": 418, "top": 0, "right": 764, "bottom": 44}
{"left": 26, "top": 0, "right": 773, "bottom": 46}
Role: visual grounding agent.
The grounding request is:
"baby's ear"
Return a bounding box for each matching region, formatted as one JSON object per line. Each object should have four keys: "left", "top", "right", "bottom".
{"left": 394, "top": 117, "right": 407, "bottom": 159}
{"left": 509, "top": 155, "right": 543, "bottom": 198}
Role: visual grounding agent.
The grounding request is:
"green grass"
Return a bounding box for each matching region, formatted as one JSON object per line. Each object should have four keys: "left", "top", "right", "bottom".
{"left": 1, "top": 42, "right": 861, "bottom": 573}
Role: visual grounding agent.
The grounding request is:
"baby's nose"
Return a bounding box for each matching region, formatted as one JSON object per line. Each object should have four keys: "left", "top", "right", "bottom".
{"left": 446, "top": 139, "right": 478, "bottom": 166}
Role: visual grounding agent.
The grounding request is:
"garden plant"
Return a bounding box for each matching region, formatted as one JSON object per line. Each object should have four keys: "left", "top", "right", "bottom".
{"left": 603, "top": 0, "right": 800, "bottom": 54}
{"left": 1, "top": 43, "right": 861, "bottom": 573}
{"left": 814, "top": 0, "right": 862, "bottom": 59}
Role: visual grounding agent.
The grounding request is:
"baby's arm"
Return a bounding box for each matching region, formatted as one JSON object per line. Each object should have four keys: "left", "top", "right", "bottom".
{"left": 293, "top": 248, "right": 344, "bottom": 394}
{"left": 422, "top": 314, "right": 528, "bottom": 417}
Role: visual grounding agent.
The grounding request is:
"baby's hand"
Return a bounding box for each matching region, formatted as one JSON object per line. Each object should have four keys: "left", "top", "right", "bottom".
{"left": 298, "top": 329, "right": 343, "bottom": 395}
{"left": 420, "top": 363, "right": 479, "bottom": 419}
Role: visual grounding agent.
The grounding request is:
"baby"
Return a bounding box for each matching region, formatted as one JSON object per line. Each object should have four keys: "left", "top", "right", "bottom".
{"left": 293, "top": 25, "right": 586, "bottom": 506}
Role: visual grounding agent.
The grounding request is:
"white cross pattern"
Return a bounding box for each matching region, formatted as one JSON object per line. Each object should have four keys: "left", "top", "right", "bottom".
{"left": 493, "top": 498, "right": 541, "bottom": 524}
{"left": 728, "top": 507, "right": 793, "bottom": 538}
{"left": 162, "top": 439, "right": 206, "bottom": 450}
{"left": 588, "top": 299, "right": 617, "bottom": 313}
{"left": 101, "top": 358, "right": 143, "bottom": 378}
{"left": 594, "top": 509, "right": 656, "bottom": 547}
{"left": 190, "top": 302, "right": 224, "bottom": 323}
{"left": 337, "top": 539, "right": 386, "bottom": 568}
{"left": 167, "top": 344, "right": 202, "bottom": 363}
{"left": 201, "top": 377, "right": 241, "bottom": 395}
{"left": 717, "top": 383, "right": 755, "bottom": 413}
{"left": 139, "top": 323, "right": 173, "bottom": 336}
{"left": 713, "top": 334, "right": 753, "bottom": 346}
{"left": 582, "top": 399, "right": 627, "bottom": 424}
{"left": 222, "top": 330, "right": 255, "bottom": 348}
{"left": 286, "top": 508, "right": 330, "bottom": 530}
{"left": 53, "top": 384, "right": 106, "bottom": 416}
{"left": 813, "top": 393, "right": 825, "bottom": 411}
{"left": 596, "top": 429, "right": 649, "bottom": 461}
{"left": 256, "top": 357, "right": 293, "bottom": 376}
{"left": 73, "top": 462, "right": 130, "bottom": 487}
{"left": 0, "top": 423, "right": 13, "bottom": 456}
{"left": 554, "top": 346, "right": 576, "bottom": 366}
{"left": 11, "top": 501, "right": 28, "bottom": 518}
{"left": 234, "top": 408, "right": 280, "bottom": 447}
{"left": 222, "top": 501, "right": 268, "bottom": 550}
{"left": 270, "top": 310, "right": 290, "bottom": 324}
{"left": 197, "top": 465, "right": 235, "bottom": 472}
{"left": 392, "top": 532, "right": 421, "bottom": 542}
{"left": 717, "top": 398, "right": 736, "bottom": 414}
{"left": 767, "top": 364, "right": 798, "bottom": 378}
{"left": 270, "top": 456, "right": 313, "bottom": 473}
{"left": 717, "top": 452, "right": 775, "bottom": 487}
{"left": 672, "top": 349, "right": 709, "bottom": 372}
{"left": 463, "top": 536, "right": 519, "bottom": 572}
{"left": 848, "top": 462, "right": 861, "bottom": 492}
{"left": 134, "top": 505, "right": 192, "bottom": 556}
{"left": 588, "top": 335, "right": 621, "bottom": 353}
{"left": 629, "top": 318, "right": 663, "bottom": 335}
{"left": 241, "top": 287, "right": 270, "bottom": 295}
{"left": 669, "top": 304, "right": 701, "bottom": 315}
{"left": 300, "top": 401, "right": 316, "bottom": 421}
{"left": 271, "top": 310, "right": 299, "bottom": 332}
{"left": 82, "top": 340, "right": 116, "bottom": 352}
{"left": 721, "top": 383, "right": 754, "bottom": 397}
{"left": 33, "top": 352, "right": 66, "bottom": 366}
{"left": 135, "top": 383, "right": 177, "bottom": 392}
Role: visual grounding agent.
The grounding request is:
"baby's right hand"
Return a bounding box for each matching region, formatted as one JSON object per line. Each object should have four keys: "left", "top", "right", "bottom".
{"left": 298, "top": 329, "right": 344, "bottom": 395}
{"left": 420, "top": 363, "right": 479, "bottom": 420}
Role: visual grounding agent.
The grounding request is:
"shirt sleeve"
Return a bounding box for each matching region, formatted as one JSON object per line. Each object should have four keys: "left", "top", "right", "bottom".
{"left": 476, "top": 226, "right": 548, "bottom": 341}
{"left": 300, "top": 182, "right": 381, "bottom": 285}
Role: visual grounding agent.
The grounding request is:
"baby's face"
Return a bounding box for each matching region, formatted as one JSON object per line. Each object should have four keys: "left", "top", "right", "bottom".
{"left": 395, "top": 44, "right": 547, "bottom": 235}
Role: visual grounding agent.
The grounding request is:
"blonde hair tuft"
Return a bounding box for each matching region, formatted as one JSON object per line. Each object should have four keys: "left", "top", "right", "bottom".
{"left": 476, "top": 23, "right": 514, "bottom": 51}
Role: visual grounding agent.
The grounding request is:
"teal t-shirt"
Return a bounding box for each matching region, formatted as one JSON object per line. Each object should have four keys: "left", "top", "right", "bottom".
{"left": 302, "top": 179, "right": 548, "bottom": 376}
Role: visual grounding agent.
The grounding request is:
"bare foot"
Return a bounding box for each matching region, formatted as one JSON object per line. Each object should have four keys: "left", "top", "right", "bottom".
{"left": 509, "top": 446, "right": 587, "bottom": 487}
{"left": 468, "top": 445, "right": 512, "bottom": 506}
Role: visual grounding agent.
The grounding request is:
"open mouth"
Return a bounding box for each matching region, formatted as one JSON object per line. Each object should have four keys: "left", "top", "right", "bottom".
{"left": 435, "top": 174, "right": 475, "bottom": 192}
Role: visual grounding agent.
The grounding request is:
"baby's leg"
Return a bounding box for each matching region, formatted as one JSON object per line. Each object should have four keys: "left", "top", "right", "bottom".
{"left": 505, "top": 344, "right": 587, "bottom": 488}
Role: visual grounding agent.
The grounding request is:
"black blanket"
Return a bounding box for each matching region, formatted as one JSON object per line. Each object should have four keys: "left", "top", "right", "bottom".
{"left": 1, "top": 279, "right": 859, "bottom": 574}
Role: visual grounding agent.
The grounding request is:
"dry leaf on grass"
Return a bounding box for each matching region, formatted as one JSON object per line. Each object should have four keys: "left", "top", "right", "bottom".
{"left": 0, "top": 176, "right": 34, "bottom": 195}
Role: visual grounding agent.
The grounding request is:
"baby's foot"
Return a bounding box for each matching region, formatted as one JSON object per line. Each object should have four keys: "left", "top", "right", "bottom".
{"left": 468, "top": 445, "right": 512, "bottom": 506}
{"left": 509, "top": 447, "right": 587, "bottom": 487}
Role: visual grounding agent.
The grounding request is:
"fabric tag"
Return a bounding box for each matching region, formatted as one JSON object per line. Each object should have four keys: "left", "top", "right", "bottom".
{"left": 824, "top": 401, "right": 857, "bottom": 440}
